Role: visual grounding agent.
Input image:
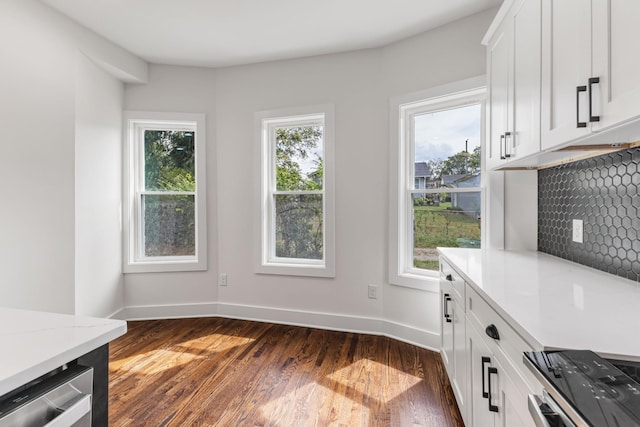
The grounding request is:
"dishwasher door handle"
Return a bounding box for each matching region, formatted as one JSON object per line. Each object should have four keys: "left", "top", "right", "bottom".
{"left": 44, "top": 393, "right": 91, "bottom": 427}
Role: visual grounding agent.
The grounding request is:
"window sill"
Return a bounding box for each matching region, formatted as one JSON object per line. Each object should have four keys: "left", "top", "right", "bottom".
{"left": 389, "top": 273, "right": 440, "bottom": 293}
{"left": 123, "top": 259, "right": 207, "bottom": 274}
{"left": 255, "top": 263, "right": 335, "bottom": 278}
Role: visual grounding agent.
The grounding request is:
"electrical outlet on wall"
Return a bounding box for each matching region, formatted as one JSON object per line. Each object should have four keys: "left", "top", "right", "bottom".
{"left": 219, "top": 273, "right": 228, "bottom": 286}
{"left": 572, "top": 219, "right": 584, "bottom": 243}
{"left": 367, "top": 284, "right": 378, "bottom": 299}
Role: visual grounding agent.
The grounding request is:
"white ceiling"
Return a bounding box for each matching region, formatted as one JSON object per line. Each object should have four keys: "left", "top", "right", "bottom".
{"left": 41, "top": 0, "right": 501, "bottom": 68}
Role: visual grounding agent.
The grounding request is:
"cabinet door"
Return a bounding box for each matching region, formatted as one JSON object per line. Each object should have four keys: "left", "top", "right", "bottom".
{"left": 441, "top": 286, "right": 454, "bottom": 373}
{"left": 511, "top": 0, "right": 541, "bottom": 159}
{"left": 468, "top": 323, "right": 497, "bottom": 427}
{"left": 592, "top": 0, "right": 640, "bottom": 129}
{"left": 451, "top": 298, "right": 469, "bottom": 425}
{"left": 486, "top": 21, "right": 512, "bottom": 170}
{"left": 495, "top": 358, "right": 536, "bottom": 427}
{"left": 541, "top": 0, "right": 592, "bottom": 149}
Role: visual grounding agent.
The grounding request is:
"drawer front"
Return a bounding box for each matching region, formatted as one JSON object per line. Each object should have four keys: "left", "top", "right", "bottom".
{"left": 466, "top": 286, "right": 539, "bottom": 395}
{"left": 440, "top": 259, "right": 465, "bottom": 303}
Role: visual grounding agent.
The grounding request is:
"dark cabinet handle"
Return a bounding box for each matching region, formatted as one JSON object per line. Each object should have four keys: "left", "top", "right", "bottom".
{"left": 444, "top": 294, "right": 452, "bottom": 323}
{"left": 485, "top": 324, "right": 500, "bottom": 340}
{"left": 499, "top": 134, "right": 505, "bottom": 159}
{"left": 589, "top": 77, "right": 600, "bottom": 122}
{"left": 481, "top": 356, "right": 491, "bottom": 398}
{"left": 504, "top": 131, "right": 512, "bottom": 158}
{"left": 446, "top": 274, "right": 453, "bottom": 281}
{"left": 576, "top": 85, "right": 587, "bottom": 128}
{"left": 488, "top": 367, "right": 499, "bottom": 412}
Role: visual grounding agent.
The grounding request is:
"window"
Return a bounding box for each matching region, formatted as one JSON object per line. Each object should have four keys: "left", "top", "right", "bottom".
{"left": 256, "top": 105, "right": 335, "bottom": 277}
{"left": 123, "top": 111, "right": 207, "bottom": 273}
{"left": 390, "top": 78, "right": 485, "bottom": 291}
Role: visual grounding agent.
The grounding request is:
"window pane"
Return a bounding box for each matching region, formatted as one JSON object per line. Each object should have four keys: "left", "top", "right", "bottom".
{"left": 413, "top": 191, "right": 481, "bottom": 270}
{"left": 275, "top": 126, "right": 323, "bottom": 191}
{"left": 274, "top": 194, "right": 323, "bottom": 260}
{"left": 412, "top": 103, "right": 482, "bottom": 271}
{"left": 143, "top": 194, "right": 195, "bottom": 256}
{"left": 144, "top": 130, "right": 195, "bottom": 191}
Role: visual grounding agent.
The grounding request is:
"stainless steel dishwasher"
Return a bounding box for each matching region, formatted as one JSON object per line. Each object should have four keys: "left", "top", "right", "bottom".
{"left": 0, "top": 364, "right": 92, "bottom": 427}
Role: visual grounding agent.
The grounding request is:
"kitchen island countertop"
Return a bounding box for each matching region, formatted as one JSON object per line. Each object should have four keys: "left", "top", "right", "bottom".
{"left": 0, "top": 307, "right": 126, "bottom": 397}
{"left": 438, "top": 248, "right": 640, "bottom": 361}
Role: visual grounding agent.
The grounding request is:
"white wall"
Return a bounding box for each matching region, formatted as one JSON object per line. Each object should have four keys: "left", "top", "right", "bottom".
{"left": 122, "top": 9, "right": 496, "bottom": 349}
{"left": 215, "top": 48, "right": 387, "bottom": 317}
{"left": 504, "top": 171, "right": 538, "bottom": 250}
{"left": 74, "top": 54, "right": 125, "bottom": 317}
{"left": 0, "top": 0, "right": 496, "bottom": 346}
{"left": 381, "top": 10, "right": 495, "bottom": 341}
{"left": 0, "top": 0, "right": 75, "bottom": 313}
{"left": 0, "top": 0, "right": 496, "bottom": 345}
{"left": 122, "top": 65, "right": 218, "bottom": 313}
{"left": 0, "top": 0, "right": 146, "bottom": 314}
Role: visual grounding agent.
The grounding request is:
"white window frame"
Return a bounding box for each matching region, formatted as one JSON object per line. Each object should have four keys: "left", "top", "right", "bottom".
{"left": 123, "top": 111, "right": 207, "bottom": 273}
{"left": 389, "top": 76, "right": 486, "bottom": 292}
{"left": 255, "top": 105, "right": 335, "bottom": 278}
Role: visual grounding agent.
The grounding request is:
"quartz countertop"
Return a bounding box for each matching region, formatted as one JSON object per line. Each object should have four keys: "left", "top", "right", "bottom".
{"left": 0, "top": 307, "right": 126, "bottom": 396}
{"left": 438, "top": 248, "right": 640, "bottom": 362}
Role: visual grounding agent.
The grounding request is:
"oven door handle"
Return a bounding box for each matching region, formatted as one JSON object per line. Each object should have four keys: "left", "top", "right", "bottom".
{"left": 528, "top": 394, "right": 551, "bottom": 427}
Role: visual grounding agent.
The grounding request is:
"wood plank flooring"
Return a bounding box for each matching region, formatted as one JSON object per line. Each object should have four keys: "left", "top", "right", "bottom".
{"left": 109, "top": 318, "right": 463, "bottom": 426}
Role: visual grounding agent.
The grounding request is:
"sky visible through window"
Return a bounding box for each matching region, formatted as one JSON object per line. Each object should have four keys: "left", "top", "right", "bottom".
{"left": 412, "top": 103, "right": 482, "bottom": 272}
{"left": 414, "top": 104, "right": 481, "bottom": 164}
{"left": 289, "top": 144, "right": 322, "bottom": 179}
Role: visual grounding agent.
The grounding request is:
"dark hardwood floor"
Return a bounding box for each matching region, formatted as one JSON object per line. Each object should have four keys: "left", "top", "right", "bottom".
{"left": 109, "top": 318, "right": 463, "bottom": 426}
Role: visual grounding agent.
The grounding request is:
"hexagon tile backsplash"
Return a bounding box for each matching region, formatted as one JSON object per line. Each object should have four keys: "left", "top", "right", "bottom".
{"left": 538, "top": 148, "right": 640, "bottom": 282}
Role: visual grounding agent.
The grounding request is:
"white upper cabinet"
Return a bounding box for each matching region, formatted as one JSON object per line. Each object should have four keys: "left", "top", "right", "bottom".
{"left": 592, "top": 0, "right": 640, "bottom": 130}
{"left": 485, "top": 0, "right": 541, "bottom": 170}
{"left": 540, "top": 0, "right": 592, "bottom": 149}
{"left": 510, "top": 0, "right": 541, "bottom": 159}
{"left": 542, "top": 0, "right": 640, "bottom": 150}
{"left": 486, "top": 21, "right": 512, "bottom": 170}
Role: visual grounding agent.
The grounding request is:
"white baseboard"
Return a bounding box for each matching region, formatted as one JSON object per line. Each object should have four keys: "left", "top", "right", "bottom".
{"left": 118, "top": 302, "right": 440, "bottom": 351}
{"left": 117, "top": 302, "right": 219, "bottom": 321}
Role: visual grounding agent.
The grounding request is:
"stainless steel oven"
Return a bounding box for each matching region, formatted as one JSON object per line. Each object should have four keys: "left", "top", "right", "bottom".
{"left": 0, "top": 365, "right": 92, "bottom": 427}
{"left": 524, "top": 350, "right": 640, "bottom": 427}
{"left": 527, "top": 390, "right": 577, "bottom": 427}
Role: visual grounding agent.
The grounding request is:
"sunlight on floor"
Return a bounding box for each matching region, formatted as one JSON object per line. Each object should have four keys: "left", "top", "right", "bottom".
{"left": 259, "top": 358, "right": 422, "bottom": 423}
{"left": 112, "top": 348, "right": 205, "bottom": 375}
{"left": 260, "top": 381, "right": 371, "bottom": 424}
{"left": 111, "top": 335, "right": 255, "bottom": 375}
{"left": 327, "top": 358, "right": 422, "bottom": 401}
{"left": 178, "top": 334, "right": 255, "bottom": 353}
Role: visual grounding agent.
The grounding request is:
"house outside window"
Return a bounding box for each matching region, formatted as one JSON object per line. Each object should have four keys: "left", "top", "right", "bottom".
{"left": 255, "top": 105, "right": 335, "bottom": 278}
{"left": 123, "top": 111, "right": 207, "bottom": 273}
{"left": 390, "top": 78, "right": 485, "bottom": 291}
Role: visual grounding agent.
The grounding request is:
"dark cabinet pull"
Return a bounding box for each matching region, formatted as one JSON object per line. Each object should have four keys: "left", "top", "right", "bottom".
{"left": 576, "top": 85, "right": 587, "bottom": 128}
{"left": 588, "top": 77, "right": 600, "bottom": 122}
{"left": 485, "top": 324, "right": 500, "bottom": 340}
{"left": 481, "top": 356, "right": 491, "bottom": 398}
{"left": 504, "top": 131, "right": 512, "bottom": 158}
{"left": 446, "top": 274, "right": 453, "bottom": 281}
{"left": 488, "top": 367, "right": 499, "bottom": 412}
{"left": 499, "top": 134, "right": 505, "bottom": 159}
{"left": 444, "top": 294, "right": 452, "bottom": 323}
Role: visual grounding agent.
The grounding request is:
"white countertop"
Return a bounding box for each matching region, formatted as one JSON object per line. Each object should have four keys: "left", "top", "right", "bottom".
{"left": 0, "top": 307, "right": 126, "bottom": 396}
{"left": 438, "top": 248, "right": 640, "bottom": 362}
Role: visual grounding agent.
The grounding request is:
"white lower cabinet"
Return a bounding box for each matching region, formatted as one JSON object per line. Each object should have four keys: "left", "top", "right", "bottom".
{"left": 468, "top": 323, "right": 497, "bottom": 427}
{"left": 440, "top": 257, "right": 540, "bottom": 426}
{"left": 452, "top": 297, "right": 468, "bottom": 420}
{"left": 467, "top": 322, "right": 533, "bottom": 427}
{"left": 440, "top": 262, "right": 469, "bottom": 424}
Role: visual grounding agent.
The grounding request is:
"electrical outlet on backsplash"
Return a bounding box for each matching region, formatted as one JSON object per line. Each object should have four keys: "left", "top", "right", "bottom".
{"left": 538, "top": 147, "right": 640, "bottom": 282}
